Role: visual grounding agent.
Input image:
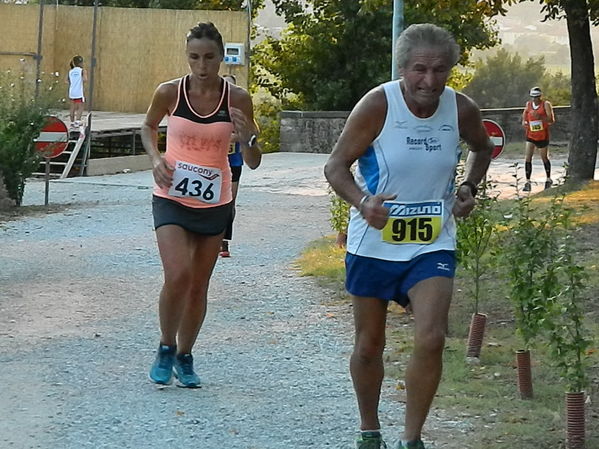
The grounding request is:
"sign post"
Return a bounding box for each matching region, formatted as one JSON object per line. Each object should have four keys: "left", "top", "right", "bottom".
{"left": 34, "top": 116, "right": 69, "bottom": 206}
{"left": 482, "top": 119, "right": 506, "bottom": 160}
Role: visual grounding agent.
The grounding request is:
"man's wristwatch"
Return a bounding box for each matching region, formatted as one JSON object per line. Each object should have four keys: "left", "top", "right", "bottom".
{"left": 460, "top": 181, "right": 478, "bottom": 197}
{"left": 248, "top": 134, "right": 258, "bottom": 148}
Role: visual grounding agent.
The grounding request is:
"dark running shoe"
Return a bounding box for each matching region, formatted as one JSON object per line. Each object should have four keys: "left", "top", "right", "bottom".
{"left": 396, "top": 440, "right": 425, "bottom": 449}
{"left": 522, "top": 181, "right": 531, "bottom": 192}
{"left": 220, "top": 240, "right": 230, "bottom": 258}
{"left": 545, "top": 179, "right": 553, "bottom": 190}
{"left": 149, "top": 343, "right": 176, "bottom": 385}
{"left": 173, "top": 353, "right": 201, "bottom": 388}
{"left": 356, "top": 434, "right": 387, "bottom": 449}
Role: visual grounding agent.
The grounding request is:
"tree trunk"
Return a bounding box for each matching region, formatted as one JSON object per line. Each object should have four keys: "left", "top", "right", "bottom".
{"left": 565, "top": 0, "right": 599, "bottom": 181}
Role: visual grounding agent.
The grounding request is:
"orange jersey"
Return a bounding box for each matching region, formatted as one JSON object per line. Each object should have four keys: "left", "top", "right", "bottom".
{"left": 153, "top": 75, "right": 234, "bottom": 208}
{"left": 523, "top": 100, "right": 551, "bottom": 141}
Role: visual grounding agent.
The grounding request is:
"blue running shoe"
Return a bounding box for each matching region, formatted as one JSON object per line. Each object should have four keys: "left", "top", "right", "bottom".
{"left": 173, "top": 353, "right": 201, "bottom": 388}
{"left": 149, "top": 343, "right": 176, "bottom": 385}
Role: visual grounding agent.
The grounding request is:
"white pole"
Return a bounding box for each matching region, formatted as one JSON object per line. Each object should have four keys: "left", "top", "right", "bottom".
{"left": 391, "top": 0, "right": 404, "bottom": 81}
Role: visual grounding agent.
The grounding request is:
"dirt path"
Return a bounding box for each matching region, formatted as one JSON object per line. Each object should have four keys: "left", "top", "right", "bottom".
{"left": 0, "top": 154, "right": 386, "bottom": 449}
{"left": 2, "top": 152, "right": 563, "bottom": 449}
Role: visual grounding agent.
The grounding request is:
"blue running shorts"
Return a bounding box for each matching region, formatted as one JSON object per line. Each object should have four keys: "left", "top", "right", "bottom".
{"left": 345, "top": 250, "right": 456, "bottom": 307}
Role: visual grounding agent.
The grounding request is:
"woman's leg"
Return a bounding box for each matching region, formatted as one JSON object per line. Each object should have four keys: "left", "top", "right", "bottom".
{"left": 155, "top": 225, "right": 195, "bottom": 346}
{"left": 75, "top": 102, "right": 84, "bottom": 122}
{"left": 176, "top": 231, "right": 223, "bottom": 354}
{"left": 69, "top": 101, "right": 76, "bottom": 123}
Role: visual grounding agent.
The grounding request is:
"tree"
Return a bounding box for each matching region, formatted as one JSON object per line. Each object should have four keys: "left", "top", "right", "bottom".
{"left": 463, "top": 49, "right": 571, "bottom": 108}
{"left": 254, "top": 0, "right": 504, "bottom": 110}
{"left": 560, "top": 0, "right": 598, "bottom": 181}
{"left": 494, "top": 0, "right": 598, "bottom": 181}
{"left": 51, "top": 0, "right": 264, "bottom": 16}
{"left": 540, "top": 70, "right": 572, "bottom": 106}
{"left": 463, "top": 49, "right": 545, "bottom": 108}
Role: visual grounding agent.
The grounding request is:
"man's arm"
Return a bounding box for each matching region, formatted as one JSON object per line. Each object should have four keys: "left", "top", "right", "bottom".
{"left": 545, "top": 100, "right": 555, "bottom": 126}
{"left": 324, "top": 86, "right": 394, "bottom": 230}
{"left": 455, "top": 93, "right": 494, "bottom": 217}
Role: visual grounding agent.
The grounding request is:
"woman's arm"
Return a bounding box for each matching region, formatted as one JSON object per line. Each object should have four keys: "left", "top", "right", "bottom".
{"left": 230, "top": 85, "right": 261, "bottom": 169}
{"left": 141, "top": 82, "right": 177, "bottom": 188}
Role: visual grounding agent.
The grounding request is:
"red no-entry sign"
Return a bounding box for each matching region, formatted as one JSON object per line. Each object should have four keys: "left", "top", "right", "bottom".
{"left": 35, "top": 116, "right": 69, "bottom": 159}
{"left": 482, "top": 119, "right": 505, "bottom": 160}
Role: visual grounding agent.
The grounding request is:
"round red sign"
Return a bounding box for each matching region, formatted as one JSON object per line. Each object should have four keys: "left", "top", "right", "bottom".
{"left": 482, "top": 119, "right": 506, "bottom": 160}
{"left": 35, "top": 116, "right": 69, "bottom": 159}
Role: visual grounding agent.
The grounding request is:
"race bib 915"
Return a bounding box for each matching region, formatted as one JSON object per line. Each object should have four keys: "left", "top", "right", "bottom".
{"left": 381, "top": 200, "right": 444, "bottom": 244}
{"left": 168, "top": 160, "right": 222, "bottom": 204}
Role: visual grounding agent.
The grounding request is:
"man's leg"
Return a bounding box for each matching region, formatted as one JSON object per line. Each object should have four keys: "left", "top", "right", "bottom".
{"left": 523, "top": 141, "right": 535, "bottom": 190}
{"left": 350, "top": 295, "right": 389, "bottom": 431}
{"left": 403, "top": 276, "right": 453, "bottom": 442}
{"left": 539, "top": 146, "right": 552, "bottom": 188}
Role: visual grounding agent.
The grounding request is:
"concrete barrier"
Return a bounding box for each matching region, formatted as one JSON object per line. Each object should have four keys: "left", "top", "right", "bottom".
{"left": 87, "top": 155, "right": 152, "bottom": 176}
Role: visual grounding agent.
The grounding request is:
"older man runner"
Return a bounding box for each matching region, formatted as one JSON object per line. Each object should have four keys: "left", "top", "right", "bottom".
{"left": 324, "top": 23, "right": 493, "bottom": 449}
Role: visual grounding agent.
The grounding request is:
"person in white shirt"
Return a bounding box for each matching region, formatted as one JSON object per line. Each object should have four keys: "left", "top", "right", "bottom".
{"left": 67, "top": 55, "right": 87, "bottom": 127}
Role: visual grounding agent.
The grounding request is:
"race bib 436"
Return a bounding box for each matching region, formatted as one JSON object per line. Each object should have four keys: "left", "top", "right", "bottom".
{"left": 381, "top": 200, "right": 444, "bottom": 244}
{"left": 168, "top": 161, "right": 222, "bottom": 204}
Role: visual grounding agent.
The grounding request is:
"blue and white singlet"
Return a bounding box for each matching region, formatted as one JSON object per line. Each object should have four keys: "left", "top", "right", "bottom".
{"left": 346, "top": 81, "right": 462, "bottom": 262}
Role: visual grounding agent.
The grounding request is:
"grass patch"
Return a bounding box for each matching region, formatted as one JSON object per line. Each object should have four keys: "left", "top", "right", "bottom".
{"left": 296, "top": 236, "right": 347, "bottom": 301}
{"left": 297, "top": 183, "right": 599, "bottom": 449}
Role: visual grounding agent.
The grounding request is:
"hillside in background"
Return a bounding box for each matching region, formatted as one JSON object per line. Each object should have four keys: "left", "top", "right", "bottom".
{"left": 255, "top": 1, "right": 598, "bottom": 73}
{"left": 475, "top": 2, "right": 599, "bottom": 72}
{"left": 254, "top": 0, "right": 285, "bottom": 41}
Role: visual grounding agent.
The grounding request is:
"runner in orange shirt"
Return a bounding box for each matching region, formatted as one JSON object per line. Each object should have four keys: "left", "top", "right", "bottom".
{"left": 522, "top": 86, "right": 555, "bottom": 191}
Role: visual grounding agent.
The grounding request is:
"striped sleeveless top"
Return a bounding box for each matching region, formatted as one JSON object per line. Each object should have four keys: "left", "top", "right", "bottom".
{"left": 153, "top": 75, "right": 234, "bottom": 208}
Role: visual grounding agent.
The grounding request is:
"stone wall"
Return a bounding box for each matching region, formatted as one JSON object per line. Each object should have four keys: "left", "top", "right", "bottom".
{"left": 280, "top": 106, "right": 571, "bottom": 153}
{"left": 280, "top": 111, "right": 349, "bottom": 154}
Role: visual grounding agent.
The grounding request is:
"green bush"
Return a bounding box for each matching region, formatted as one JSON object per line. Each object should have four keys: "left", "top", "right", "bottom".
{"left": 328, "top": 186, "right": 350, "bottom": 234}
{"left": 456, "top": 177, "right": 500, "bottom": 314}
{"left": 500, "top": 179, "right": 566, "bottom": 348}
{"left": 545, "top": 234, "right": 593, "bottom": 392}
{"left": 0, "top": 64, "right": 62, "bottom": 206}
{"left": 499, "top": 164, "right": 593, "bottom": 392}
{"left": 253, "top": 89, "right": 281, "bottom": 154}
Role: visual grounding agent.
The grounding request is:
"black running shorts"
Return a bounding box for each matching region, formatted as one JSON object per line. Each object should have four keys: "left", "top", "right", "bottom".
{"left": 152, "top": 195, "right": 233, "bottom": 236}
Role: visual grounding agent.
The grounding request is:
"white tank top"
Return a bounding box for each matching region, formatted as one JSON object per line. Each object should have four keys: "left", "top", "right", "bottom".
{"left": 346, "top": 81, "right": 461, "bottom": 262}
{"left": 68, "top": 67, "right": 84, "bottom": 99}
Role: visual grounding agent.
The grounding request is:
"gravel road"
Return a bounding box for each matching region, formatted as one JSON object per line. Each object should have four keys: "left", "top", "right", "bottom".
{"left": 0, "top": 153, "right": 413, "bottom": 449}
{"left": 3, "top": 152, "right": 575, "bottom": 449}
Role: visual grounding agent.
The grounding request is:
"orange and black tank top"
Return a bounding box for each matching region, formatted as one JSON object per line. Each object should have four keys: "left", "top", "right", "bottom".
{"left": 153, "top": 75, "right": 234, "bottom": 208}
{"left": 524, "top": 100, "right": 550, "bottom": 142}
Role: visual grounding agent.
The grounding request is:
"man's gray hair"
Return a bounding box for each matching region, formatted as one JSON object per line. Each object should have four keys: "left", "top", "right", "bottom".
{"left": 396, "top": 23, "right": 461, "bottom": 69}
